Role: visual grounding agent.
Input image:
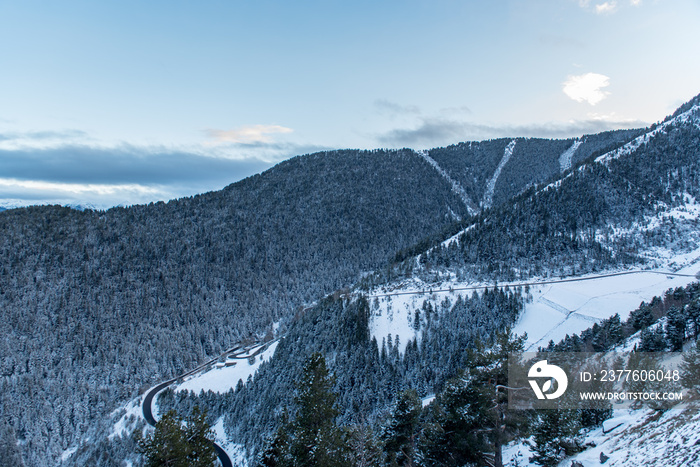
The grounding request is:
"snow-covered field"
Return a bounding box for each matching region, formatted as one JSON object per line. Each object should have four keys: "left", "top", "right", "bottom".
{"left": 369, "top": 249, "right": 700, "bottom": 354}
{"left": 175, "top": 341, "right": 279, "bottom": 394}
{"left": 516, "top": 267, "right": 698, "bottom": 351}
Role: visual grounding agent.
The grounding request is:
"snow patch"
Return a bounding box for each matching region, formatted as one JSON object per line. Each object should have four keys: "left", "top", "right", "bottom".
{"left": 483, "top": 140, "right": 516, "bottom": 208}
{"left": 416, "top": 149, "right": 478, "bottom": 215}
{"left": 60, "top": 446, "right": 78, "bottom": 462}
{"left": 212, "top": 417, "right": 248, "bottom": 467}
{"left": 109, "top": 397, "right": 143, "bottom": 440}
{"left": 175, "top": 341, "right": 279, "bottom": 394}
{"left": 558, "top": 139, "right": 582, "bottom": 172}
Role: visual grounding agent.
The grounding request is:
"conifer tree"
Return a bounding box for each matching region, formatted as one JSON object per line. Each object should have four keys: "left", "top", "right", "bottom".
{"left": 529, "top": 408, "right": 582, "bottom": 467}
{"left": 666, "top": 306, "right": 686, "bottom": 351}
{"left": 382, "top": 389, "right": 421, "bottom": 466}
{"left": 259, "top": 352, "right": 350, "bottom": 467}
{"left": 136, "top": 406, "right": 216, "bottom": 467}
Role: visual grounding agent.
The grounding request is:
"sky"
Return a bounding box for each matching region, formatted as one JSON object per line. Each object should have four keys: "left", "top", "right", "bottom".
{"left": 1, "top": 0, "right": 699, "bottom": 209}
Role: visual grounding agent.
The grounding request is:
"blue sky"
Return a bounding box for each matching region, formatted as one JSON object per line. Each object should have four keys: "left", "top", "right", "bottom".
{"left": 1, "top": 0, "right": 699, "bottom": 208}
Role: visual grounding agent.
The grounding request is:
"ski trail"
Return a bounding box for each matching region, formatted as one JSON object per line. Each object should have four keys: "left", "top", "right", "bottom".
{"left": 559, "top": 139, "right": 582, "bottom": 172}
{"left": 416, "top": 150, "right": 478, "bottom": 215}
{"left": 483, "top": 139, "right": 516, "bottom": 209}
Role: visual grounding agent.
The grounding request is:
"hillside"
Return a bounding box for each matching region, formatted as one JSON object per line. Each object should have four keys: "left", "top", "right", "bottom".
{"left": 1, "top": 93, "right": 696, "bottom": 466}
{"left": 76, "top": 94, "right": 700, "bottom": 466}
{"left": 1, "top": 148, "right": 475, "bottom": 465}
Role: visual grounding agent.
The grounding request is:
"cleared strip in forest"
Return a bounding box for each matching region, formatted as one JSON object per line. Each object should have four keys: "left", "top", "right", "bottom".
{"left": 559, "top": 139, "right": 582, "bottom": 172}
{"left": 415, "top": 149, "right": 478, "bottom": 215}
{"left": 483, "top": 139, "right": 516, "bottom": 208}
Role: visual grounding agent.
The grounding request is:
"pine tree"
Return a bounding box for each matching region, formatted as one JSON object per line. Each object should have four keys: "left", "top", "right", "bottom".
{"left": 382, "top": 389, "right": 421, "bottom": 466}
{"left": 259, "top": 353, "right": 350, "bottom": 467}
{"left": 136, "top": 406, "right": 216, "bottom": 467}
{"left": 529, "top": 408, "right": 582, "bottom": 467}
{"left": 419, "top": 331, "right": 528, "bottom": 467}
{"left": 630, "top": 304, "right": 654, "bottom": 331}
{"left": 666, "top": 306, "right": 686, "bottom": 351}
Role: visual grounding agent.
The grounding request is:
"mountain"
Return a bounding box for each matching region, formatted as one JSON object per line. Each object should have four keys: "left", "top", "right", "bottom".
{"left": 113, "top": 94, "right": 700, "bottom": 465}
{"left": 2, "top": 94, "right": 699, "bottom": 466}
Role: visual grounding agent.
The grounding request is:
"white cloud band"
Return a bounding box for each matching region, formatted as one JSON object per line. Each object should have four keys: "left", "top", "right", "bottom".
{"left": 562, "top": 72, "right": 611, "bottom": 105}
{"left": 205, "top": 124, "right": 293, "bottom": 144}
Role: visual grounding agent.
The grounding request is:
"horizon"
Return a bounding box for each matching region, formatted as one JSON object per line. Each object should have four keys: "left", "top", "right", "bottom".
{"left": 1, "top": 0, "right": 699, "bottom": 209}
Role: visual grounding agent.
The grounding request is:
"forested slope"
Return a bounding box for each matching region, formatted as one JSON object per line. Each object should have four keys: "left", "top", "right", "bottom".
{"left": 0, "top": 92, "right": 691, "bottom": 466}
{"left": 1, "top": 148, "right": 475, "bottom": 465}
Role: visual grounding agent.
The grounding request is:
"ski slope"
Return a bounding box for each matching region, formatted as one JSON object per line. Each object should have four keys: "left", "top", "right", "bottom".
{"left": 369, "top": 248, "right": 700, "bottom": 354}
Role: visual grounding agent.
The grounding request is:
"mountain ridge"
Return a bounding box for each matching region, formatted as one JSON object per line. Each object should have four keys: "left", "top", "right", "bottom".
{"left": 2, "top": 93, "right": 699, "bottom": 466}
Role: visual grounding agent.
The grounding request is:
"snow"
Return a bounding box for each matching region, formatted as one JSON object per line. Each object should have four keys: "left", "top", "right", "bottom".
{"left": 415, "top": 149, "right": 478, "bottom": 215}
{"left": 421, "top": 395, "right": 436, "bottom": 407}
{"left": 483, "top": 140, "right": 516, "bottom": 208}
{"left": 60, "top": 446, "right": 78, "bottom": 462}
{"left": 561, "top": 402, "right": 700, "bottom": 466}
{"left": 212, "top": 417, "right": 249, "bottom": 467}
{"left": 502, "top": 343, "right": 700, "bottom": 466}
{"left": 515, "top": 268, "right": 698, "bottom": 351}
{"left": 437, "top": 223, "right": 476, "bottom": 250}
{"left": 109, "top": 397, "right": 143, "bottom": 440}
{"left": 175, "top": 341, "right": 279, "bottom": 394}
{"left": 558, "top": 139, "right": 582, "bottom": 172}
{"left": 502, "top": 437, "right": 535, "bottom": 466}
{"left": 370, "top": 289, "right": 424, "bottom": 353}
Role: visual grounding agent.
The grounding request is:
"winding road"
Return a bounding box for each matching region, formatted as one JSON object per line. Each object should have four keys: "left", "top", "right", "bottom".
{"left": 140, "top": 342, "right": 272, "bottom": 467}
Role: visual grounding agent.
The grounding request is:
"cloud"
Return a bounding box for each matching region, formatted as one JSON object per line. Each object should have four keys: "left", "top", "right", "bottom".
{"left": 0, "top": 139, "right": 333, "bottom": 209}
{"left": 205, "top": 124, "right": 293, "bottom": 144}
{"left": 595, "top": 1, "right": 618, "bottom": 14}
{"left": 376, "top": 116, "right": 646, "bottom": 147}
{"left": 0, "top": 129, "right": 90, "bottom": 144}
{"left": 630, "top": 0, "right": 641, "bottom": 5}
{"left": 373, "top": 99, "right": 421, "bottom": 116}
{"left": 0, "top": 145, "right": 275, "bottom": 208}
{"left": 439, "top": 106, "right": 472, "bottom": 116}
{"left": 0, "top": 145, "right": 273, "bottom": 185}
{"left": 562, "top": 73, "right": 611, "bottom": 105}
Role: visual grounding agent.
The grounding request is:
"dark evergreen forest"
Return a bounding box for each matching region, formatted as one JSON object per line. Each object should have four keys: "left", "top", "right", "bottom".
{"left": 1, "top": 94, "right": 699, "bottom": 466}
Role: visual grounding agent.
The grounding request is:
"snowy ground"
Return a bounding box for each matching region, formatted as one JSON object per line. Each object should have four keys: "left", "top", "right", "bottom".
{"left": 109, "top": 397, "right": 143, "bottom": 440}
{"left": 175, "top": 341, "right": 279, "bottom": 394}
{"left": 516, "top": 267, "right": 698, "bottom": 351}
{"left": 502, "top": 403, "right": 700, "bottom": 466}
{"left": 213, "top": 417, "right": 248, "bottom": 467}
{"left": 500, "top": 340, "right": 700, "bottom": 466}
{"left": 369, "top": 245, "right": 700, "bottom": 355}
